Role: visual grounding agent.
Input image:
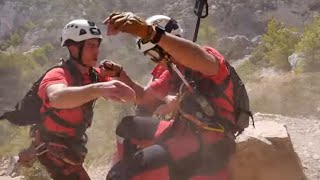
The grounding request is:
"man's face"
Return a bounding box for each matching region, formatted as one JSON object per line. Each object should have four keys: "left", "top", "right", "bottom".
{"left": 81, "top": 38, "right": 100, "bottom": 67}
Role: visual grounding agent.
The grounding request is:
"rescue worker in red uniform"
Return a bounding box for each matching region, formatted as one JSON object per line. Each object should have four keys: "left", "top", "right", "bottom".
{"left": 32, "top": 19, "right": 136, "bottom": 180}
{"left": 103, "top": 13, "right": 236, "bottom": 180}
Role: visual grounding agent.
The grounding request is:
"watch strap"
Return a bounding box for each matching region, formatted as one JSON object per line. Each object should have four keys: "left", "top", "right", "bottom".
{"left": 151, "top": 26, "right": 165, "bottom": 44}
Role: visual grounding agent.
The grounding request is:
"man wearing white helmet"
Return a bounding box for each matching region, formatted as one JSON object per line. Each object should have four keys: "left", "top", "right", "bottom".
{"left": 103, "top": 13, "right": 236, "bottom": 180}
{"left": 33, "top": 19, "right": 135, "bottom": 180}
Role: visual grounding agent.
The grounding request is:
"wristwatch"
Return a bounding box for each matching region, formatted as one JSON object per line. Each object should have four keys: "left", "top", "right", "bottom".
{"left": 151, "top": 26, "right": 165, "bottom": 44}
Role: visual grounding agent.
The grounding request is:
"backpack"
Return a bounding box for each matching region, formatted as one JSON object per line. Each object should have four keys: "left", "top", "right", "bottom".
{"left": 0, "top": 59, "right": 97, "bottom": 126}
{"left": 225, "top": 62, "right": 254, "bottom": 135}
{"left": 184, "top": 61, "right": 254, "bottom": 135}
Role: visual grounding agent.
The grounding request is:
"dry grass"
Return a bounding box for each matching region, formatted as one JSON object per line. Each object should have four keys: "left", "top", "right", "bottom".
{"left": 247, "top": 71, "right": 320, "bottom": 118}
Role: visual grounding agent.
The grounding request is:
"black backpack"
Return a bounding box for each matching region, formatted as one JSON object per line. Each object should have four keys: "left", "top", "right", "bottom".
{"left": 185, "top": 61, "right": 254, "bottom": 135}
{"left": 0, "top": 59, "right": 92, "bottom": 126}
{"left": 225, "top": 62, "right": 254, "bottom": 135}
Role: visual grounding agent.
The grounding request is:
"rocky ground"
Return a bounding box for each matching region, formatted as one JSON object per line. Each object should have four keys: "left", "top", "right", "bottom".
{"left": 254, "top": 113, "right": 320, "bottom": 180}
{"left": 87, "top": 113, "right": 320, "bottom": 180}
{"left": 0, "top": 113, "right": 319, "bottom": 180}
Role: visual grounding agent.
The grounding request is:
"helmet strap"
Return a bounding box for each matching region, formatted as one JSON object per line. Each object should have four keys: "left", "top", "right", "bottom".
{"left": 69, "top": 41, "right": 90, "bottom": 68}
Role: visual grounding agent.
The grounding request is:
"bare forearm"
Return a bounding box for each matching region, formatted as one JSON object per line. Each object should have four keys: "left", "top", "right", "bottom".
{"left": 158, "top": 33, "right": 219, "bottom": 75}
{"left": 48, "top": 83, "right": 102, "bottom": 109}
{"left": 116, "top": 71, "right": 145, "bottom": 101}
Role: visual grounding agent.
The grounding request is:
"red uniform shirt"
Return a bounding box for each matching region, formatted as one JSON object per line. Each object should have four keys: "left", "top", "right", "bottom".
{"left": 38, "top": 66, "right": 110, "bottom": 137}
{"left": 149, "top": 46, "right": 235, "bottom": 123}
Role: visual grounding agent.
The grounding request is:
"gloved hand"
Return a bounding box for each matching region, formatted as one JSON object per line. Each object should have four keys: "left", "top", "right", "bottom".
{"left": 99, "top": 60, "right": 123, "bottom": 77}
{"left": 103, "top": 12, "right": 154, "bottom": 41}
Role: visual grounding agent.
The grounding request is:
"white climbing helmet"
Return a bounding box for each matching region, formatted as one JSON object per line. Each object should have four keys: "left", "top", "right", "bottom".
{"left": 61, "top": 19, "right": 102, "bottom": 47}
{"left": 136, "top": 15, "right": 183, "bottom": 53}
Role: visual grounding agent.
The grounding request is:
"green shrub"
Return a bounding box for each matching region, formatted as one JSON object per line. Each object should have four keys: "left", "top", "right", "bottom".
{"left": 235, "top": 60, "right": 258, "bottom": 81}
{"left": 197, "top": 18, "right": 218, "bottom": 46}
{"left": 0, "top": 122, "right": 29, "bottom": 155}
{"left": 295, "top": 16, "right": 320, "bottom": 72}
{"left": 0, "top": 21, "right": 37, "bottom": 51}
{"left": 28, "top": 43, "right": 55, "bottom": 66}
{"left": 250, "top": 19, "right": 300, "bottom": 71}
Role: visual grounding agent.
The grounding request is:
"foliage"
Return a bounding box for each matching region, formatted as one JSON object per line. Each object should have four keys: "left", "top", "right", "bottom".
{"left": 1, "top": 1, "right": 320, "bottom": 178}
{"left": 0, "top": 50, "right": 43, "bottom": 159}
{"left": 27, "top": 43, "right": 55, "bottom": 66}
{"left": 197, "top": 18, "right": 218, "bottom": 46}
{"left": 295, "top": 16, "right": 320, "bottom": 72}
{"left": 0, "top": 21, "right": 37, "bottom": 51}
{"left": 0, "top": 122, "right": 30, "bottom": 155}
{"left": 235, "top": 60, "right": 258, "bottom": 81}
{"left": 0, "top": 51, "right": 42, "bottom": 95}
{"left": 250, "top": 19, "right": 300, "bottom": 71}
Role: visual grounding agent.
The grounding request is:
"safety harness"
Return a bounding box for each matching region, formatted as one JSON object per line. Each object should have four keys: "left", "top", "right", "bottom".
{"left": 175, "top": 68, "right": 228, "bottom": 133}
{"left": 21, "top": 58, "right": 99, "bottom": 166}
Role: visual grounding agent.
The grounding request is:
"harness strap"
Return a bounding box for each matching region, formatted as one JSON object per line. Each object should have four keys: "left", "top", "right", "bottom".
{"left": 36, "top": 126, "right": 88, "bottom": 163}
{"left": 43, "top": 108, "right": 84, "bottom": 128}
{"left": 40, "top": 59, "right": 98, "bottom": 136}
{"left": 180, "top": 112, "right": 225, "bottom": 133}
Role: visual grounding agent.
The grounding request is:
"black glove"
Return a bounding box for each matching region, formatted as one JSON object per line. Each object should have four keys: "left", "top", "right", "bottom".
{"left": 99, "top": 60, "right": 123, "bottom": 77}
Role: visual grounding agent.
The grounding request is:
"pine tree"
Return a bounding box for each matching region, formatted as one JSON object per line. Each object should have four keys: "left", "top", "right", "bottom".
{"left": 295, "top": 16, "right": 320, "bottom": 72}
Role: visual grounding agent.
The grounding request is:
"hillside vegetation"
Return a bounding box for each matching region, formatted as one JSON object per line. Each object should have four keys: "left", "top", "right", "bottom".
{"left": 0, "top": 0, "right": 320, "bottom": 179}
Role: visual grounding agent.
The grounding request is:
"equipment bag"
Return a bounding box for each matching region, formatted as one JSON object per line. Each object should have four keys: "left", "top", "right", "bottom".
{"left": 0, "top": 59, "right": 83, "bottom": 126}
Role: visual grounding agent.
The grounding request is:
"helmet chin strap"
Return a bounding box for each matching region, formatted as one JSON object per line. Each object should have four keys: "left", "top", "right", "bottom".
{"left": 70, "top": 41, "right": 91, "bottom": 68}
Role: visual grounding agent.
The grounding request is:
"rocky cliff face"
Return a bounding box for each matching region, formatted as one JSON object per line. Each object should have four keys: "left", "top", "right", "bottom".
{"left": 208, "top": 0, "right": 320, "bottom": 38}
{"left": 0, "top": 0, "right": 319, "bottom": 52}
{"left": 0, "top": 2, "right": 20, "bottom": 40}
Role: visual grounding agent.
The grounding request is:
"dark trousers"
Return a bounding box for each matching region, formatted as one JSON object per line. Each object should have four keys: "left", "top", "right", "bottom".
{"left": 108, "top": 116, "right": 235, "bottom": 180}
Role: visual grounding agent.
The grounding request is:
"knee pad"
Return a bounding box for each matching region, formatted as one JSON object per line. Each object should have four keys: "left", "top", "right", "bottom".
{"left": 116, "top": 116, "right": 159, "bottom": 140}
{"left": 107, "top": 144, "right": 171, "bottom": 180}
{"left": 106, "top": 160, "right": 128, "bottom": 180}
{"left": 115, "top": 116, "right": 134, "bottom": 137}
{"left": 131, "top": 144, "right": 171, "bottom": 172}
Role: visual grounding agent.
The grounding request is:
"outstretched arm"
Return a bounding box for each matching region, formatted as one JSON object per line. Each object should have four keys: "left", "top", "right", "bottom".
{"left": 46, "top": 80, "right": 136, "bottom": 109}
{"left": 98, "top": 59, "right": 163, "bottom": 106}
{"left": 116, "top": 70, "right": 166, "bottom": 107}
{"left": 157, "top": 33, "right": 219, "bottom": 76}
{"left": 104, "top": 12, "right": 220, "bottom": 76}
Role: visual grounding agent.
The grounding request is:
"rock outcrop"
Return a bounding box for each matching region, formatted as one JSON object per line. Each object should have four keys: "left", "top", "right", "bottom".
{"left": 230, "top": 120, "right": 307, "bottom": 180}
{"left": 217, "top": 35, "right": 253, "bottom": 60}
{"left": 1, "top": 0, "right": 320, "bottom": 51}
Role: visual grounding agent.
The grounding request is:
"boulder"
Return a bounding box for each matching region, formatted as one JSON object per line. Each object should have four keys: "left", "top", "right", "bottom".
{"left": 288, "top": 53, "right": 305, "bottom": 70}
{"left": 217, "top": 35, "right": 253, "bottom": 61}
{"left": 230, "top": 120, "right": 307, "bottom": 180}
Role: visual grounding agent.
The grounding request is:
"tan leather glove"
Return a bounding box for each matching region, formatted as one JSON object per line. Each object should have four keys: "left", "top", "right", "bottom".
{"left": 99, "top": 60, "right": 123, "bottom": 77}
{"left": 104, "top": 12, "right": 154, "bottom": 41}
